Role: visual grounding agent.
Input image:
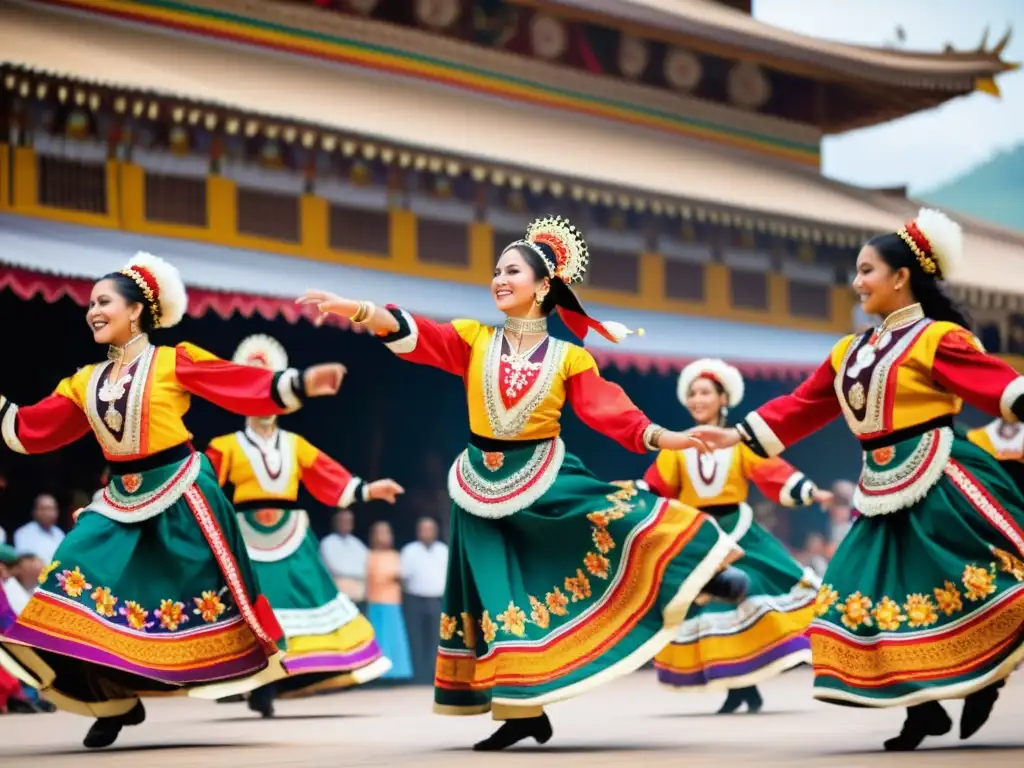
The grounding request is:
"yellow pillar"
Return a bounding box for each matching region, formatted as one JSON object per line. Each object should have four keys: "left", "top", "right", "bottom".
{"left": 705, "top": 264, "right": 730, "bottom": 314}
{"left": 831, "top": 285, "right": 855, "bottom": 334}
{"left": 468, "top": 221, "right": 493, "bottom": 283}
{"left": 390, "top": 210, "right": 417, "bottom": 268}
{"left": 105, "top": 159, "right": 121, "bottom": 225}
{"left": 768, "top": 273, "right": 788, "bottom": 323}
{"left": 0, "top": 143, "right": 9, "bottom": 210}
{"left": 12, "top": 146, "right": 38, "bottom": 209}
{"left": 301, "top": 195, "right": 328, "bottom": 258}
{"left": 119, "top": 162, "right": 146, "bottom": 231}
{"left": 207, "top": 176, "right": 237, "bottom": 241}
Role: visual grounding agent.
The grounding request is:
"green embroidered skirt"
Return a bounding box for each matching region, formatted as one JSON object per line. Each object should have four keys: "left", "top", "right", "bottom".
{"left": 237, "top": 507, "right": 390, "bottom": 697}
{"left": 434, "top": 438, "right": 740, "bottom": 719}
{"left": 0, "top": 452, "right": 287, "bottom": 718}
{"left": 655, "top": 503, "right": 817, "bottom": 691}
{"left": 811, "top": 427, "right": 1024, "bottom": 707}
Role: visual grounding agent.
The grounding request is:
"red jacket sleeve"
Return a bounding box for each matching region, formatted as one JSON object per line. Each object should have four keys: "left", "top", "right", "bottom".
{"left": 1, "top": 393, "right": 92, "bottom": 455}
{"left": 931, "top": 328, "right": 1024, "bottom": 421}
{"left": 745, "top": 455, "right": 817, "bottom": 507}
{"left": 738, "top": 355, "right": 841, "bottom": 457}
{"left": 296, "top": 435, "right": 361, "bottom": 508}
{"left": 174, "top": 343, "right": 304, "bottom": 417}
{"left": 642, "top": 450, "right": 681, "bottom": 497}
{"left": 377, "top": 307, "right": 472, "bottom": 377}
{"left": 566, "top": 368, "right": 653, "bottom": 454}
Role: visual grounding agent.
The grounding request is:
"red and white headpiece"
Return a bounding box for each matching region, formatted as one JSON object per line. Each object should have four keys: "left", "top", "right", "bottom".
{"left": 896, "top": 208, "right": 963, "bottom": 281}
{"left": 678, "top": 358, "right": 745, "bottom": 408}
{"left": 233, "top": 334, "right": 288, "bottom": 371}
{"left": 501, "top": 215, "right": 641, "bottom": 343}
{"left": 118, "top": 251, "right": 187, "bottom": 329}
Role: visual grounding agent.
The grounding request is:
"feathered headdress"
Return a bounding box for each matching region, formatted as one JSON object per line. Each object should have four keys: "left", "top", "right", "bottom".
{"left": 678, "top": 358, "right": 745, "bottom": 408}
{"left": 119, "top": 251, "right": 188, "bottom": 329}
{"left": 502, "top": 215, "right": 641, "bottom": 343}
{"left": 233, "top": 334, "right": 289, "bottom": 370}
{"left": 896, "top": 208, "right": 964, "bottom": 281}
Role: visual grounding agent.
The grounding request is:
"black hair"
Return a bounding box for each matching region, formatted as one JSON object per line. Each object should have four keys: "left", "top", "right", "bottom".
{"left": 99, "top": 272, "right": 157, "bottom": 333}
{"left": 866, "top": 232, "right": 972, "bottom": 329}
{"left": 508, "top": 243, "right": 587, "bottom": 319}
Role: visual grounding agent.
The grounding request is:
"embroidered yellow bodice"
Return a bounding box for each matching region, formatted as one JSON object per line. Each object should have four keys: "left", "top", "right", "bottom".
{"left": 455, "top": 320, "right": 598, "bottom": 441}
{"left": 968, "top": 420, "right": 1024, "bottom": 461}
{"left": 208, "top": 429, "right": 319, "bottom": 504}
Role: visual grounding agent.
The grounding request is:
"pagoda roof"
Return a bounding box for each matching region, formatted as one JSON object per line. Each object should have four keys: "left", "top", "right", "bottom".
{"left": 4, "top": 1, "right": 1023, "bottom": 295}
{"left": 516, "top": 0, "right": 1018, "bottom": 92}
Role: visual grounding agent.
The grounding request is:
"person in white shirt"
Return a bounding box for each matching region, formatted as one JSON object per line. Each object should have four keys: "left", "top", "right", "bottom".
{"left": 319, "top": 509, "right": 369, "bottom": 607}
{"left": 12, "top": 494, "right": 65, "bottom": 563}
{"left": 400, "top": 517, "right": 449, "bottom": 685}
{"left": 1, "top": 546, "right": 31, "bottom": 616}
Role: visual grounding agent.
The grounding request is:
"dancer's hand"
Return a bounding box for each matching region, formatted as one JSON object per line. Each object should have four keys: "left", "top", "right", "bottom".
{"left": 684, "top": 425, "right": 742, "bottom": 451}
{"left": 366, "top": 479, "right": 405, "bottom": 504}
{"left": 812, "top": 489, "right": 835, "bottom": 506}
{"left": 658, "top": 430, "right": 712, "bottom": 454}
{"left": 304, "top": 363, "right": 346, "bottom": 397}
{"left": 297, "top": 290, "right": 356, "bottom": 327}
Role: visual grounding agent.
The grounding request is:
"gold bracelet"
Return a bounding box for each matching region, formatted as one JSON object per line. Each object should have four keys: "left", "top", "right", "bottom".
{"left": 349, "top": 301, "right": 375, "bottom": 324}
{"left": 356, "top": 301, "right": 377, "bottom": 324}
{"left": 642, "top": 424, "right": 666, "bottom": 452}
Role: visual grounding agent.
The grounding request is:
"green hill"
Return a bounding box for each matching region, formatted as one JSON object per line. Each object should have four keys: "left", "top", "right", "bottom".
{"left": 919, "top": 145, "right": 1024, "bottom": 233}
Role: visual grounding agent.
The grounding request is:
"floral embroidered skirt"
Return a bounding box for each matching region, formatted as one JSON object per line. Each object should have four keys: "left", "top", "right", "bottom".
{"left": 0, "top": 453, "right": 287, "bottom": 718}
{"left": 435, "top": 441, "right": 740, "bottom": 719}
{"left": 239, "top": 511, "right": 390, "bottom": 698}
{"left": 811, "top": 434, "right": 1024, "bottom": 708}
{"left": 655, "top": 503, "right": 817, "bottom": 691}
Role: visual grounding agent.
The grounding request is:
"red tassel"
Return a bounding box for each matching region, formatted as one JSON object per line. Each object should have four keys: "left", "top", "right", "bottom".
{"left": 557, "top": 306, "right": 622, "bottom": 343}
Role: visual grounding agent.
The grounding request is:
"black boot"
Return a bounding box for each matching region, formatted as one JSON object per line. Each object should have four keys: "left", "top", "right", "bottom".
{"left": 743, "top": 685, "right": 763, "bottom": 714}
{"left": 83, "top": 700, "right": 146, "bottom": 749}
{"left": 247, "top": 684, "right": 276, "bottom": 718}
{"left": 472, "top": 713, "right": 553, "bottom": 751}
{"left": 883, "top": 701, "right": 951, "bottom": 752}
{"left": 717, "top": 688, "right": 744, "bottom": 714}
{"left": 961, "top": 679, "right": 1004, "bottom": 740}
{"left": 702, "top": 567, "right": 750, "bottom": 603}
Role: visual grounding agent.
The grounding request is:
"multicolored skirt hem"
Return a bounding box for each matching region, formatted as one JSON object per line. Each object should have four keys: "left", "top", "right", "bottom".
{"left": 810, "top": 434, "right": 1024, "bottom": 708}
{"left": 432, "top": 444, "right": 740, "bottom": 719}
{"left": 655, "top": 506, "right": 819, "bottom": 692}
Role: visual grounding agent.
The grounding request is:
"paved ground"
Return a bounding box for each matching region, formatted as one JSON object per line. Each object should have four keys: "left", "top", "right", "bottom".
{"left": 1, "top": 668, "right": 1023, "bottom": 767}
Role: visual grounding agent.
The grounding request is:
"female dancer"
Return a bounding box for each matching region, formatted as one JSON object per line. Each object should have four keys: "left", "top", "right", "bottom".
{"left": 299, "top": 215, "right": 750, "bottom": 751}
{"left": 967, "top": 419, "right": 1024, "bottom": 488}
{"left": 205, "top": 334, "right": 402, "bottom": 717}
{"left": 685, "top": 208, "right": 1024, "bottom": 751}
{"left": 0, "top": 253, "right": 343, "bottom": 748}
{"left": 644, "top": 359, "right": 832, "bottom": 714}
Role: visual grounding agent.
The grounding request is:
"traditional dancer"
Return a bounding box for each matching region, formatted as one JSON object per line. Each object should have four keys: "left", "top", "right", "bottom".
{"left": 205, "top": 334, "right": 402, "bottom": 717}
{"left": 0, "top": 253, "right": 344, "bottom": 748}
{"left": 299, "top": 215, "right": 750, "bottom": 751}
{"left": 968, "top": 419, "right": 1024, "bottom": 489}
{"left": 643, "top": 359, "right": 832, "bottom": 713}
{"left": 686, "top": 208, "right": 1024, "bottom": 751}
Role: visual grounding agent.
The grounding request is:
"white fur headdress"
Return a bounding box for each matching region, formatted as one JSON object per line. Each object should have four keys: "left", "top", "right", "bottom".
{"left": 897, "top": 207, "right": 963, "bottom": 281}
{"left": 678, "top": 358, "right": 745, "bottom": 408}
{"left": 233, "top": 334, "right": 288, "bottom": 370}
{"left": 119, "top": 251, "right": 188, "bottom": 329}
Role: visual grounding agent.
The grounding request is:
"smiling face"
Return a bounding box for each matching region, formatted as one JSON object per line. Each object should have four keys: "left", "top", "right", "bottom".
{"left": 492, "top": 247, "right": 549, "bottom": 317}
{"left": 852, "top": 245, "right": 908, "bottom": 318}
{"left": 686, "top": 376, "right": 727, "bottom": 426}
{"left": 87, "top": 278, "right": 143, "bottom": 346}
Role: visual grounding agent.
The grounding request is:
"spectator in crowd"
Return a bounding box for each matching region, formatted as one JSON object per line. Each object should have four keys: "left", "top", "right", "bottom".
{"left": 365, "top": 521, "right": 412, "bottom": 682}
{"left": 1, "top": 545, "right": 31, "bottom": 616}
{"left": 12, "top": 554, "right": 44, "bottom": 596}
{"left": 319, "top": 509, "right": 368, "bottom": 608}
{"left": 13, "top": 493, "right": 65, "bottom": 563}
{"left": 798, "top": 532, "right": 830, "bottom": 578}
{"left": 400, "top": 517, "right": 448, "bottom": 685}
{"left": 822, "top": 480, "right": 855, "bottom": 555}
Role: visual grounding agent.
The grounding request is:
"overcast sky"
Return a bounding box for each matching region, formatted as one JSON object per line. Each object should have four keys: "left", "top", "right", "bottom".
{"left": 753, "top": 0, "right": 1024, "bottom": 192}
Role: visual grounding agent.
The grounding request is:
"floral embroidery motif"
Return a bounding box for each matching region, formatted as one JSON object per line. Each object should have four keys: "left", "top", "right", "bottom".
{"left": 592, "top": 527, "right": 615, "bottom": 554}
{"left": 933, "top": 581, "right": 963, "bottom": 616}
{"left": 156, "top": 600, "right": 189, "bottom": 632}
{"left": 439, "top": 613, "right": 458, "bottom": 641}
{"left": 871, "top": 446, "right": 895, "bottom": 466}
{"left": 194, "top": 590, "right": 227, "bottom": 623}
{"left": 992, "top": 547, "right": 1024, "bottom": 581}
{"left": 871, "top": 596, "right": 905, "bottom": 631}
{"left": 122, "top": 473, "right": 143, "bottom": 494}
{"left": 120, "top": 600, "right": 152, "bottom": 631}
{"left": 56, "top": 567, "right": 92, "bottom": 599}
{"left": 458, "top": 611, "right": 476, "bottom": 650}
{"left": 545, "top": 588, "right": 569, "bottom": 617}
{"left": 837, "top": 592, "right": 873, "bottom": 630}
{"left": 39, "top": 560, "right": 61, "bottom": 585}
{"left": 903, "top": 594, "right": 939, "bottom": 628}
{"left": 815, "top": 585, "right": 839, "bottom": 617}
{"left": 90, "top": 586, "right": 118, "bottom": 618}
{"left": 499, "top": 352, "right": 544, "bottom": 409}
{"left": 962, "top": 564, "right": 997, "bottom": 602}
{"left": 479, "top": 611, "right": 498, "bottom": 644}
{"left": 528, "top": 595, "right": 550, "bottom": 629}
{"left": 565, "top": 569, "right": 593, "bottom": 602}
{"left": 482, "top": 451, "right": 505, "bottom": 472}
{"left": 583, "top": 552, "right": 611, "bottom": 580}
{"left": 496, "top": 602, "right": 527, "bottom": 637}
